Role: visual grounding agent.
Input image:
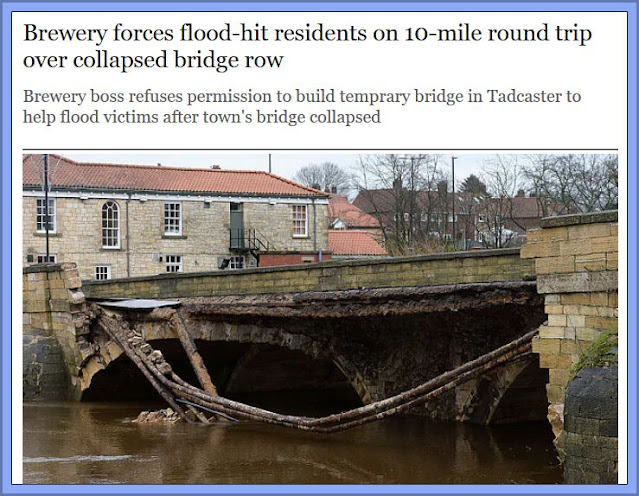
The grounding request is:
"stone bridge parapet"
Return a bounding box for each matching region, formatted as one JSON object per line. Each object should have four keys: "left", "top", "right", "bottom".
{"left": 521, "top": 210, "right": 618, "bottom": 440}
{"left": 81, "top": 248, "right": 533, "bottom": 299}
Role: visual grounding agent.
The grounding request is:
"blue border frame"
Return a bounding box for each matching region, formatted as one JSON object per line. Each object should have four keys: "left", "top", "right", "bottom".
{"left": 1, "top": 1, "right": 636, "bottom": 495}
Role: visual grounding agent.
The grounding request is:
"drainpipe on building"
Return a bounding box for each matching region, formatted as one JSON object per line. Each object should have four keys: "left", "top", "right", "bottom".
{"left": 126, "top": 194, "right": 131, "bottom": 277}
{"left": 312, "top": 200, "right": 317, "bottom": 251}
{"left": 42, "top": 154, "right": 50, "bottom": 260}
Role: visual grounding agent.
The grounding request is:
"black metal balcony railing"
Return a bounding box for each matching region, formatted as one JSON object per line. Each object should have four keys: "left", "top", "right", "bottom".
{"left": 229, "top": 229, "right": 270, "bottom": 252}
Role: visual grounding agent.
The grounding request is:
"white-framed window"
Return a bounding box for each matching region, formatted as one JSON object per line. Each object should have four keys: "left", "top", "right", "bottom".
{"left": 102, "top": 201, "right": 120, "bottom": 249}
{"left": 229, "top": 256, "right": 245, "bottom": 270}
{"left": 292, "top": 205, "right": 308, "bottom": 237}
{"left": 36, "top": 254, "right": 56, "bottom": 263}
{"left": 165, "top": 255, "right": 183, "bottom": 273}
{"left": 478, "top": 214, "right": 486, "bottom": 223}
{"left": 448, "top": 213, "right": 458, "bottom": 222}
{"left": 164, "top": 202, "right": 182, "bottom": 235}
{"left": 403, "top": 213, "right": 410, "bottom": 221}
{"left": 95, "top": 265, "right": 111, "bottom": 280}
{"left": 36, "top": 198, "right": 56, "bottom": 233}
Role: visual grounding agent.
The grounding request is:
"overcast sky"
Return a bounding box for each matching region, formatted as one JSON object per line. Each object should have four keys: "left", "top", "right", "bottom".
{"left": 64, "top": 152, "right": 490, "bottom": 183}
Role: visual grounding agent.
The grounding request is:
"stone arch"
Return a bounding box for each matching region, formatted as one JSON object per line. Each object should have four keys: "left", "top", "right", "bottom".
{"left": 79, "top": 318, "right": 372, "bottom": 406}
{"left": 457, "top": 355, "right": 549, "bottom": 425}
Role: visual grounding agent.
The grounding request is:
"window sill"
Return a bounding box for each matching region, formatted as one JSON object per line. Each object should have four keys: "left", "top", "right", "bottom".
{"left": 292, "top": 235, "right": 309, "bottom": 239}
{"left": 162, "top": 234, "right": 187, "bottom": 239}
{"left": 100, "top": 247, "right": 122, "bottom": 251}
{"left": 34, "top": 232, "right": 60, "bottom": 237}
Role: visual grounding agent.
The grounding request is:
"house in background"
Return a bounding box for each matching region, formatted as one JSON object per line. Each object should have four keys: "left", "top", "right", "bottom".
{"left": 353, "top": 180, "right": 560, "bottom": 252}
{"left": 328, "top": 230, "right": 387, "bottom": 260}
{"left": 326, "top": 193, "right": 387, "bottom": 259}
{"left": 475, "top": 190, "right": 568, "bottom": 248}
{"left": 353, "top": 181, "right": 479, "bottom": 251}
{"left": 328, "top": 193, "right": 383, "bottom": 239}
{"left": 23, "top": 154, "right": 330, "bottom": 280}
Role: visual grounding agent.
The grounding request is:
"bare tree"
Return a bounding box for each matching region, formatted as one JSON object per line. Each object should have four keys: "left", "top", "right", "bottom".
{"left": 522, "top": 154, "right": 618, "bottom": 213}
{"left": 352, "top": 154, "right": 446, "bottom": 254}
{"left": 294, "top": 162, "right": 352, "bottom": 195}
{"left": 479, "top": 155, "right": 526, "bottom": 248}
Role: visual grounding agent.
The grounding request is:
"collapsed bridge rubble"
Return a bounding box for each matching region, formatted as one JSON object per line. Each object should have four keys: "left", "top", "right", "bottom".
{"left": 94, "top": 297, "right": 539, "bottom": 433}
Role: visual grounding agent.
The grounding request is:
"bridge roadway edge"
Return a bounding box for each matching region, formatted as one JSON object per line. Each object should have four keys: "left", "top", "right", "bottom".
{"left": 81, "top": 247, "right": 534, "bottom": 299}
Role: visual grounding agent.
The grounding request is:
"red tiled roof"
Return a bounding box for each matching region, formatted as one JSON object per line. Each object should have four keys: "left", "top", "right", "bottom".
{"left": 328, "top": 230, "right": 387, "bottom": 256}
{"left": 508, "top": 195, "right": 567, "bottom": 218}
{"left": 23, "top": 154, "right": 326, "bottom": 197}
{"left": 329, "top": 194, "right": 381, "bottom": 228}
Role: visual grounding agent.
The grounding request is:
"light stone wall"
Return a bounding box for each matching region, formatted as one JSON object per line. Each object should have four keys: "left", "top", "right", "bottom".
{"left": 245, "top": 202, "right": 329, "bottom": 252}
{"left": 521, "top": 210, "right": 618, "bottom": 441}
{"left": 23, "top": 195, "right": 330, "bottom": 280}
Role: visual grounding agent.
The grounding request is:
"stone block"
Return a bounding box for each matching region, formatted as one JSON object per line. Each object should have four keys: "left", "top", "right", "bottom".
{"left": 549, "top": 368, "right": 571, "bottom": 387}
{"left": 533, "top": 336, "right": 562, "bottom": 354}
{"left": 520, "top": 240, "right": 562, "bottom": 259}
{"left": 559, "top": 238, "right": 592, "bottom": 256}
{"left": 26, "top": 272, "right": 47, "bottom": 282}
{"left": 535, "top": 256, "right": 575, "bottom": 274}
{"left": 546, "top": 384, "right": 566, "bottom": 403}
{"left": 567, "top": 314, "right": 586, "bottom": 327}
{"left": 544, "top": 304, "right": 564, "bottom": 315}
{"left": 48, "top": 278, "right": 66, "bottom": 289}
{"left": 70, "top": 291, "right": 86, "bottom": 305}
{"left": 24, "top": 300, "right": 48, "bottom": 313}
{"left": 575, "top": 253, "right": 607, "bottom": 272}
{"left": 539, "top": 353, "right": 574, "bottom": 369}
{"left": 537, "top": 272, "right": 618, "bottom": 294}
{"left": 49, "top": 299, "right": 70, "bottom": 312}
{"left": 560, "top": 340, "right": 580, "bottom": 354}
{"left": 584, "top": 316, "right": 617, "bottom": 331}
{"left": 575, "top": 327, "right": 602, "bottom": 341}
{"left": 608, "top": 292, "right": 618, "bottom": 308}
{"left": 524, "top": 229, "right": 543, "bottom": 243}
{"left": 538, "top": 326, "right": 566, "bottom": 339}
{"left": 591, "top": 236, "right": 618, "bottom": 253}
{"left": 548, "top": 314, "right": 567, "bottom": 327}
{"left": 64, "top": 276, "right": 82, "bottom": 289}
{"left": 567, "top": 223, "right": 611, "bottom": 240}
{"left": 561, "top": 293, "right": 591, "bottom": 305}
{"left": 606, "top": 252, "right": 618, "bottom": 270}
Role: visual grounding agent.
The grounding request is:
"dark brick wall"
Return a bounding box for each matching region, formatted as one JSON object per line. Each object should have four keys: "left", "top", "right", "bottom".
{"left": 23, "top": 330, "right": 70, "bottom": 401}
{"left": 563, "top": 366, "right": 618, "bottom": 484}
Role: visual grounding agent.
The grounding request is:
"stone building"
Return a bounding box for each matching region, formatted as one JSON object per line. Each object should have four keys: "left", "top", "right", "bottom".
{"left": 23, "top": 154, "right": 330, "bottom": 280}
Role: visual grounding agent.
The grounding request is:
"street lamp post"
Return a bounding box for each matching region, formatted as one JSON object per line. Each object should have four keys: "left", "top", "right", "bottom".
{"left": 451, "top": 156, "right": 457, "bottom": 250}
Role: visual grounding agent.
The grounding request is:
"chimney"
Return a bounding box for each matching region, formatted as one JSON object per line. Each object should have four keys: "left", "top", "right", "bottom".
{"left": 210, "top": 165, "right": 221, "bottom": 170}
{"left": 157, "top": 163, "right": 162, "bottom": 166}
{"left": 324, "top": 187, "right": 330, "bottom": 193}
{"left": 437, "top": 180, "right": 448, "bottom": 196}
{"left": 311, "top": 183, "right": 321, "bottom": 190}
{"left": 393, "top": 178, "right": 403, "bottom": 191}
{"left": 517, "top": 189, "right": 525, "bottom": 197}
{"left": 331, "top": 186, "right": 337, "bottom": 194}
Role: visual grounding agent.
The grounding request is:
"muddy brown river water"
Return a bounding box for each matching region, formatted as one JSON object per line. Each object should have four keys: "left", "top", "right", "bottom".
{"left": 23, "top": 402, "right": 562, "bottom": 485}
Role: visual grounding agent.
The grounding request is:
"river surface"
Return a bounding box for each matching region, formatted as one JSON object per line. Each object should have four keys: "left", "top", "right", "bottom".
{"left": 23, "top": 402, "right": 561, "bottom": 485}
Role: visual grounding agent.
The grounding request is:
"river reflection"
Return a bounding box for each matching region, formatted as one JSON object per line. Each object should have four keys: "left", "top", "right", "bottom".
{"left": 23, "top": 402, "right": 561, "bottom": 484}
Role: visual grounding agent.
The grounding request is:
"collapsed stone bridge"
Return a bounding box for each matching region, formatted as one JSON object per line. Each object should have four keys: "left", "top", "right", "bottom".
{"left": 25, "top": 248, "right": 551, "bottom": 424}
